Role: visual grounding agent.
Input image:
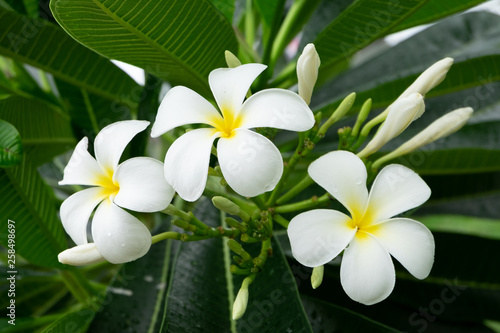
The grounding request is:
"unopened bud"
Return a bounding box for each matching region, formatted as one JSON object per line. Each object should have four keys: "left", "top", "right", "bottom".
{"left": 401, "top": 58, "right": 454, "bottom": 98}
{"left": 212, "top": 196, "right": 250, "bottom": 221}
{"left": 58, "top": 243, "right": 106, "bottom": 266}
{"left": 232, "top": 278, "right": 251, "bottom": 320}
{"left": 225, "top": 50, "right": 242, "bottom": 68}
{"left": 358, "top": 93, "right": 424, "bottom": 158}
{"left": 373, "top": 107, "right": 473, "bottom": 168}
{"left": 311, "top": 265, "right": 324, "bottom": 289}
{"left": 297, "top": 43, "right": 321, "bottom": 105}
{"left": 227, "top": 239, "right": 252, "bottom": 261}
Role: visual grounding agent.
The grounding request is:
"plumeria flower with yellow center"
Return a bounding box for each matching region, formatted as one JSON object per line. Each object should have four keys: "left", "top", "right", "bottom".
{"left": 287, "top": 151, "right": 434, "bottom": 305}
{"left": 59, "top": 120, "right": 175, "bottom": 264}
{"left": 151, "top": 63, "right": 314, "bottom": 201}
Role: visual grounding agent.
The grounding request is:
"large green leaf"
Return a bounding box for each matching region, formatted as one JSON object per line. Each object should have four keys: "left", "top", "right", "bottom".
{"left": 0, "top": 8, "right": 139, "bottom": 107}
{"left": 0, "top": 155, "right": 66, "bottom": 268}
{"left": 0, "top": 96, "right": 75, "bottom": 166}
{"left": 314, "top": 0, "right": 428, "bottom": 82}
{"left": 0, "top": 119, "right": 22, "bottom": 167}
{"left": 41, "top": 309, "right": 94, "bottom": 333}
{"left": 313, "top": 11, "right": 500, "bottom": 113}
{"left": 392, "top": 0, "right": 488, "bottom": 32}
{"left": 160, "top": 199, "right": 313, "bottom": 332}
{"left": 89, "top": 223, "right": 172, "bottom": 332}
{"left": 418, "top": 214, "right": 500, "bottom": 240}
{"left": 50, "top": 0, "right": 238, "bottom": 96}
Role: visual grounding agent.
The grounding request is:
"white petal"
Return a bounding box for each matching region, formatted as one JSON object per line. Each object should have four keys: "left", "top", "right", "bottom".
{"left": 340, "top": 233, "right": 395, "bottom": 305}
{"left": 238, "top": 89, "right": 314, "bottom": 131}
{"left": 370, "top": 218, "right": 434, "bottom": 279}
{"left": 94, "top": 120, "right": 149, "bottom": 172}
{"left": 209, "top": 63, "right": 266, "bottom": 114}
{"left": 217, "top": 129, "right": 282, "bottom": 197}
{"left": 59, "top": 137, "right": 106, "bottom": 186}
{"left": 151, "top": 86, "right": 221, "bottom": 137}
{"left": 92, "top": 199, "right": 151, "bottom": 264}
{"left": 113, "top": 157, "right": 175, "bottom": 212}
{"left": 58, "top": 243, "right": 106, "bottom": 266}
{"left": 165, "top": 128, "right": 219, "bottom": 202}
{"left": 287, "top": 209, "right": 356, "bottom": 267}
{"left": 366, "top": 164, "right": 431, "bottom": 223}
{"left": 60, "top": 187, "right": 108, "bottom": 245}
{"left": 308, "top": 151, "right": 368, "bottom": 220}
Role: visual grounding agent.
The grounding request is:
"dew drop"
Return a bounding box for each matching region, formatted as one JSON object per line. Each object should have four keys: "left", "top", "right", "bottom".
{"left": 121, "top": 243, "right": 126, "bottom": 247}
{"left": 107, "top": 232, "right": 112, "bottom": 237}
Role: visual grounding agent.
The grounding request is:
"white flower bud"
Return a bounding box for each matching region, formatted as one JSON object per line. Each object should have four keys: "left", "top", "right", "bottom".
{"left": 373, "top": 107, "right": 473, "bottom": 168}
{"left": 232, "top": 278, "right": 250, "bottom": 320}
{"left": 393, "top": 107, "right": 473, "bottom": 155}
{"left": 358, "top": 93, "right": 424, "bottom": 158}
{"left": 400, "top": 57, "right": 454, "bottom": 98}
{"left": 311, "top": 265, "right": 324, "bottom": 289}
{"left": 297, "top": 43, "right": 320, "bottom": 105}
{"left": 58, "top": 243, "right": 106, "bottom": 266}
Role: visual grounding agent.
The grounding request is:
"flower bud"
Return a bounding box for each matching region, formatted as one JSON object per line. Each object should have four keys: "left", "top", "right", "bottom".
{"left": 297, "top": 43, "right": 320, "bottom": 105}
{"left": 232, "top": 277, "right": 251, "bottom": 320}
{"left": 58, "top": 243, "right": 106, "bottom": 266}
{"left": 373, "top": 107, "right": 473, "bottom": 168}
{"left": 212, "top": 196, "right": 250, "bottom": 221}
{"left": 311, "top": 265, "right": 324, "bottom": 289}
{"left": 225, "top": 50, "right": 242, "bottom": 68}
{"left": 358, "top": 93, "right": 424, "bottom": 158}
{"left": 400, "top": 57, "right": 454, "bottom": 98}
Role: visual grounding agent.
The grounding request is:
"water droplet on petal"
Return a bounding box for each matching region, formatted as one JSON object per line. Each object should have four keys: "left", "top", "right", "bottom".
{"left": 107, "top": 232, "right": 112, "bottom": 237}
{"left": 121, "top": 243, "right": 126, "bottom": 247}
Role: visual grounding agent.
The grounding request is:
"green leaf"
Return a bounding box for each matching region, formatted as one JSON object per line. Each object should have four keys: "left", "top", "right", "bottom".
{"left": 40, "top": 309, "right": 95, "bottom": 333}
{"left": 50, "top": 0, "right": 238, "bottom": 96}
{"left": 0, "top": 8, "right": 140, "bottom": 108}
{"left": 417, "top": 214, "right": 500, "bottom": 240}
{"left": 0, "top": 119, "right": 22, "bottom": 167}
{"left": 392, "top": 0, "right": 488, "bottom": 32}
{"left": 301, "top": 295, "right": 399, "bottom": 332}
{"left": 2, "top": 0, "right": 26, "bottom": 14}
{"left": 0, "top": 96, "right": 75, "bottom": 166}
{"left": 314, "top": 0, "right": 429, "bottom": 82}
{"left": 313, "top": 12, "right": 500, "bottom": 114}
{"left": 89, "top": 224, "right": 172, "bottom": 332}
{"left": 160, "top": 199, "right": 313, "bottom": 332}
{"left": 254, "top": 0, "right": 284, "bottom": 28}
{"left": 22, "top": 0, "right": 39, "bottom": 17}
{"left": 55, "top": 78, "right": 131, "bottom": 142}
{"left": 0, "top": 155, "right": 66, "bottom": 268}
{"left": 210, "top": 0, "right": 235, "bottom": 23}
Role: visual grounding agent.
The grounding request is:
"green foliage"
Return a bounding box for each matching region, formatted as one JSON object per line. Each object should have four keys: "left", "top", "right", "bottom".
{"left": 0, "top": 0, "right": 498, "bottom": 331}
{"left": 0, "top": 7, "right": 140, "bottom": 108}
{"left": 0, "top": 96, "right": 74, "bottom": 166}
{"left": 0, "top": 155, "right": 66, "bottom": 268}
{"left": 0, "top": 119, "right": 23, "bottom": 167}
{"left": 50, "top": 0, "right": 238, "bottom": 96}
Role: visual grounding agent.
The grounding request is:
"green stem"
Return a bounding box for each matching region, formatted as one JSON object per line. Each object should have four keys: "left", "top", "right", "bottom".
{"left": 276, "top": 174, "right": 314, "bottom": 205}
{"left": 274, "top": 193, "right": 331, "bottom": 214}
{"left": 152, "top": 231, "right": 181, "bottom": 244}
{"left": 60, "top": 270, "right": 96, "bottom": 309}
{"left": 269, "top": 0, "right": 308, "bottom": 71}
{"left": 273, "top": 214, "right": 290, "bottom": 228}
{"left": 245, "top": 0, "right": 255, "bottom": 48}
{"left": 81, "top": 89, "right": 99, "bottom": 135}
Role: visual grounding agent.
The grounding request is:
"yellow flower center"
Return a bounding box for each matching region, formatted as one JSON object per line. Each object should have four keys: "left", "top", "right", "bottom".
{"left": 94, "top": 169, "right": 120, "bottom": 199}
{"left": 210, "top": 107, "right": 243, "bottom": 138}
{"left": 348, "top": 207, "right": 379, "bottom": 239}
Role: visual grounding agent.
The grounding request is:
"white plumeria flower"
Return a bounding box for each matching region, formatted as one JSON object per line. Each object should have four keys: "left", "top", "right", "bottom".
{"left": 287, "top": 151, "right": 434, "bottom": 305}
{"left": 151, "top": 64, "right": 314, "bottom": 201}
{"left": 59, "top": 120, "right": 175, "bottom": 264}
